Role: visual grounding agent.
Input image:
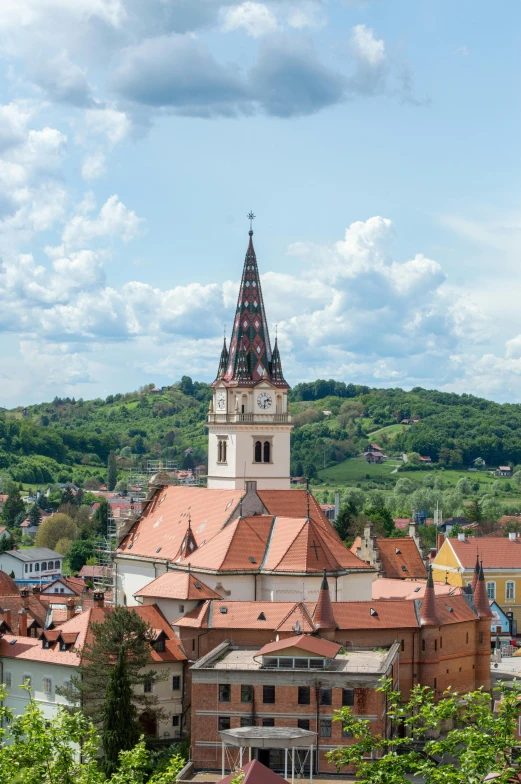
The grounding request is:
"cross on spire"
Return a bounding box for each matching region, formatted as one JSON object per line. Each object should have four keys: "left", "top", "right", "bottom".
{"left": 247, "top": 211, "right": 255, "bottom": 232}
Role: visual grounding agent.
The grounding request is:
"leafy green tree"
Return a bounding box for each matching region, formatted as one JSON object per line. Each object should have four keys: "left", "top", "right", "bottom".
{"left": 178, "top": 375, "right": 194, "bottom": 396}
{"left": 334, "top": 501, "right": 358, "bottom": 542}
{"left": 68, "top": 539, "right": 95, "bottom": 572}
{"left": 35, "top": 513, "right": 77, "bottom": 549}
{"left": 466, "top": 497, "right": 483, "bottom": 523}
{"left": 328, "top": 678, "right": 521, "bottom": 784}
{"left": 107, "top": 451, "right": 118, "bottom": 491}
{"left": 0, "top": 533, "right": 13, "bottom": 553}
{"left": 366, "top": 500, "right": 395, "bottom": 536}
{"left": 102, "top": 646, "right": 141, "bottom": 775}
{"left": 1, "top": 488, "right": 26, "bottom": 527}
{"left": 55, "top": 537, "right": 73, "bottom": 556}
{"left": 93, "top": 497, "right": 109, "bottom": 537}
{"left": 59, "top": 607, "right": 166, "bottom": 729}
{"left": 28, "top": 503, "right": 41, "bottom": 528}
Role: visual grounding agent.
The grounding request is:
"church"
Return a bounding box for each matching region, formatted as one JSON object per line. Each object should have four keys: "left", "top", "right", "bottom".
{"left": 114, "top": 226, "right": 377, "bottom": 609}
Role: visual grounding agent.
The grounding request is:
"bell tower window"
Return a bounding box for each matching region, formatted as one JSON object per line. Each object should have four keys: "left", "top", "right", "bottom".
{"left": 263, "top": 441, "right": 271, "bottom": 463}
{"left": 217, "top": 439, "right": 228, "bottom": 464}
{"left": 254, "top": 441, "right": 262, "bottom": 463}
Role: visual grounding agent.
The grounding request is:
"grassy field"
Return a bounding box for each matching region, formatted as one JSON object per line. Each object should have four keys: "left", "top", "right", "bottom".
{"left": 367, "top": 423, "right": 407, "bottom": 439}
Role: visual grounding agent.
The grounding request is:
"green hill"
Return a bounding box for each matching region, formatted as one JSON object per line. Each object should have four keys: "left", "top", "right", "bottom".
{"left": 3, "top": 377, "right": 521, "bottom": 493}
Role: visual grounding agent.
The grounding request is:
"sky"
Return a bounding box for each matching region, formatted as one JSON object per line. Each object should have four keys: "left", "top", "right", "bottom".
{"left": 0, "top": 0, "right": 520, "bottom": 408}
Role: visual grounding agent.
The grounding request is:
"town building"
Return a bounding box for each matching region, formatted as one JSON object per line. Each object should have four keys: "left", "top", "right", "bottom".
{"left": 175, "top": 569, "right": 491, "bottom": 701}
{"left": 0, "top": 592, "right": 186, "bottom": 740}
{"left": 432, "top": 533, "right": 521, "bottom": 625}
{"left": 351, "top": 521, "right": 426, "bottom": 580}
{"left": 190, "top": 632, "right": 399, "bottom": 776}
{"left": 0, "top": 548, "right": 63, "bottom": 582}
{"left": 0, "top": 575, "right": 47, "bottom": 637}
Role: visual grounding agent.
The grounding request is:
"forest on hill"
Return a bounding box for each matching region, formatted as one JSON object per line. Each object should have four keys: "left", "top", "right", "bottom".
{"left": 2, "top": 377, "right": 521, "bottom": 492}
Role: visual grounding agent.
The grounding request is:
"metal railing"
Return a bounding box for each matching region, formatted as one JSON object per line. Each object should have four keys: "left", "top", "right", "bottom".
{"left": 208, "top": 413, "right": 291, "bottom": 424}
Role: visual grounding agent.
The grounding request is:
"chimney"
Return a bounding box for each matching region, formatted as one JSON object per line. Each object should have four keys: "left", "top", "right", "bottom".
{"left": 437, "top": 533, "right": 444, "bottom": 553}
{"left": 509, "top": 532, "right": 517, "bottom": 541}
{"left": 471, "top": 553, "right": 480, "bottom": 593}
{"left": 18, "top": 608, "right": 28, "bottom": 637}
{"left": 32, "top": 586, "right": 41, "bottom": 597}
{"left": 313, "top": 569, "right": 337, "bottom": 633}
{"left": 3, "top": 609, "right": 12, "bottom": 629}
{"left": 334, "top": 491, "right": 340, "bottom": 521}
{"left": 474, "top": 561, "right": 493, "bottom": 618}
{"left": 66, "top": 597, "right": 76, "bottom": 620}
{"left": 457, "top": 532, "right": 466, "bottom": 542}
{"left": 93, "top": 591, "right": 104, "bottom": 608}
{"left": 20, "top": 588, "right": 30, "bottom": 608}
{"left": 245, "top": 481, "right": 257, "bottom": 494}
{"left": 419, "top": 565, "right": 440, "bottom": 627}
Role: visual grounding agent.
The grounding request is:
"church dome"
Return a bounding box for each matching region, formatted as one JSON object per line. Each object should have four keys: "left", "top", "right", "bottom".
{"left": 0, "top": 569, "right": 19, "bottom": 595}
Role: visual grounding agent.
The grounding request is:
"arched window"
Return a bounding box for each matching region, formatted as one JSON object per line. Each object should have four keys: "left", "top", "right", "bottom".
{"left": 54, "top": 561, "right": 60, "bottom": 570}
{"left": 218, "top": 441, "right": 222, "bottom": 463}
{"left": 254, "top": 441, "right": 262, "bottom": 463}
{"left": 263, "top": 441, "right": 271, "bottom": 463}
{"left": 34, "top": 563, "right": 39, "bottom": 573}
{"left": 421, "top": 639, "right": 425, "bottom": 652}
{"left": 222, "top": 440, "right": 227, "bottom": 463}
{"left": 41, "top": 562, "right": 47, "bottom": 572}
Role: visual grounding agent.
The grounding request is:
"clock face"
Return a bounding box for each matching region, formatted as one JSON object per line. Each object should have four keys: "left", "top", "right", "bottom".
{"left": 216, "top": 391, "right": 226, "bottom": 411}
{"left": 257, "top": 392, "right": 272, "bottom": 410}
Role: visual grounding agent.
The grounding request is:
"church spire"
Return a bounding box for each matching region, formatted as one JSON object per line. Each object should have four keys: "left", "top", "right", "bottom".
{"left": 215, "top": 335, "right": 229, "bottom": 380}
{"left": 216, "top": 217, "right": 289, "bottom": 389}
{"left": 313, "top": 569, "right": 337, "bottom": 631}
{"left": 270, "top": 337, "right": 287, "bottom": 385}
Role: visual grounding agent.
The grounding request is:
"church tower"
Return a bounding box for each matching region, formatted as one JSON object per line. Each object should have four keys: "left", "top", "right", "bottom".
{"left": 207, "top": 220, "right": 292, "bottom": 490}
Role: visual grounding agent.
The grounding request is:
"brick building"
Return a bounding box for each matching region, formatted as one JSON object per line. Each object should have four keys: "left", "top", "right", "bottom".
{"left": 190, "top": 633, "right": 399, "bottom": 776}
{"left": 176, "top": 569, "right": 491, "bottom": 704}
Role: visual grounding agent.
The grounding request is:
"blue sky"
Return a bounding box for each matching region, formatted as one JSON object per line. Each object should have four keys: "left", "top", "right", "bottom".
{"left": 0, "top": 0, "right": 520, "bottom": 407}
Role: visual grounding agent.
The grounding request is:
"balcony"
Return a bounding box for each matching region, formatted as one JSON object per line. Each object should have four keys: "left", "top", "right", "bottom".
{"left": 208, "top": 413, "right": 291, "bottom": 424}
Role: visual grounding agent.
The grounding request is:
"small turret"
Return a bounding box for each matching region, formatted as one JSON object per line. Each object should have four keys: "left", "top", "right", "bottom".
{"left": 313, "top": 569, "right": 337, "bottom": 631}
{"left": 474, "top": 561, "right": 493, "bottom": 618}
{"left": 471, "top": 552, "right": 480, "bottom": 593}
{"left": 419, "top": 565, "right": 440, "bottom": 626}
{"left": 215, "top": 337, "right": 229, "bottom": 380}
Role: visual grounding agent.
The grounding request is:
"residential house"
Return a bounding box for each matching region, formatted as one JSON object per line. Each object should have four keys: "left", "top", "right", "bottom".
{"left": 0, "top": 527, "right": 11, "bottom": 542}
{"left": 350, "top": 521, "right": 426, "bottom": 580}
{"left": 496, "top": 466, "right": 513, "bottom": 477}
{"left": 0, "top": 576, "right": 47, "bottom": 638}
{"left": 365, "top": 451, "right": 384, "bottom": 464}
{"left": 432, "top": 532, "right": 521, "bottom": 625}
{"left": 419, "top": 456, "right": 432, "bottom": 464}
{"left": 0, "top": 549, "right": 63, "bottom": 582}
{"left": 0, "top": 592, "right": 187, "bottom": 739}
{"left": 134, "top": 571, "right": 221, "bottom": 624}
{"left": 190, "top": 633, "right": 399, "bottom": 776}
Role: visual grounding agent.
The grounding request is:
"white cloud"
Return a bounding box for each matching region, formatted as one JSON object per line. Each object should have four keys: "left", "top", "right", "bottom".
{"left": 351, "top": 24, "right": 385, "bottom": 67}
{"left": 60, "top": 194, "right": 143, "bottom": 249}
{"left": 81, "top": 150, "right": 107, "bottom": 180}
{"left": 83, "top": 107, "right": 131, "bottom": 147}
{"left": 221, "top": 2, "right": 279, "bottom": 37}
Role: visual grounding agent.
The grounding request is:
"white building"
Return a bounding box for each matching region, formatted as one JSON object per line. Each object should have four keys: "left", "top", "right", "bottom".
{"left": 0, "top": 548, "right": 63, "bottom": 582}
{"left": 0, "top": 593, "right": 186, "bottom": 740}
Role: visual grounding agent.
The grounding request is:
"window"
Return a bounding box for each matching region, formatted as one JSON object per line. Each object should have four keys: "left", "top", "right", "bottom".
{"left": 342, "top": 727, "right": 353, "bottom": 739}
{"left": 178, "top": 604, "right": 185, "bottom": 614}
{"left": 172, "top": 676, "right": 181, "bottom": 691}
{"left": 400, "top": 639, "right": 405, "bottom": 652}
{"left": 192, "top": 639, "right": 195, "bottom": 652}
{"left": 422, "top": 639, "right": 425, "bottom": 652}
{"left": 466, "top": 632, "right": 469, "bottom": 644}
{"left": 263, "top": 685, "right": 275, "bottom": 704}
{"left": 254, "top": 441, "right": 262, "bottom": 463}
{"left": 54, "top": 588, "right": 59, "bottom": 593}
{"left": 43, "top": 639, "right": 50, "bottom": 649}
{"left": 298, "top": 719, "right": 310, "bottom": 730}
{"left": 144, "top": 681, "right": 152, "bottom": 694}
{"left": 34, "top": 564, "right": 39, "bottom": 573}
{"left": 319, "top": 688, "right": 332, "bottom": 706}
{"left": 42, "top": 677, "right": 52, "bottom": 696}
{"left": 479, "top": 632, "right": 483, "bottom": 643}
{"left": 434, "top": 639, "right": 437, "bottom": 651}
{"left": 263, "top": 718, "right": 275, "bottom": 727}
{"left": 41, "top": 562, "right": 47, "bottom": 571}
{"left": 342, "top": 689, "right": 354, "bottom": 707}
{"left": 434, "top": 678, "right": 437, "bottom": 691}
{"left": 29, "top": 564, "right": 33, "bottom": 573}
{"left": 25, "top": 564, "right": 28, "bottom": 573}
{"left": 4, "top": 672, "right": 11, "bottom": 688}
{"left": 23, "top": 674, "right": 32, "bottom": 688}
{"left": 54, "top": 561, "right": 60, "bottom": 570}
{"left": 172, "top": 715, "right": 180, "bottom": 727}
{"left": 218, "top": 440, "right": 227, "bottom": 464}
{"left": 241, "top": 717, "right": 254, "bottom": 727}
{"left": 506, "top": 581, "right": 515, "bottom": 601}
{"left": 320, "top": 719, "right": 332, "bottom": 738}
{"left": 218, "top": 717, "right": 230, "bottom": 731}
{"left": 487, "top": 582, "right": 496, "bottom": 600}
{"left": 241, "top": 685, "right": 253, "bottom": 703}
{"left": 263, "top": 441, "right": 271, "bottom": 463}
{"left": 154, "top": 638, "right": 165, "bottom": 653}
{"left": 298, "top": 686, "right": 310, "bottom": 705}
{"left": 219, "top": 684, "right": 231, "bottom": 703}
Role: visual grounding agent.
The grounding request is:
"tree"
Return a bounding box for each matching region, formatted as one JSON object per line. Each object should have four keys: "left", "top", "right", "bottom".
{"left": 0, "top": 533, "right": 13, "bottom": 553}
{"left": 68, "top": 539, "right": 95, "bottom": 572}
{"left": 55, "top": 537, "right": 73, "bottom": 555}
{"left": 28, "top": 503, "right": 41, "bottom": 528}
{"left": 366, "top": 500, "right": 395, "bottom": 537}
{"left": 334, "top": 501, "right": 358, "bottom": 542}
{"left": 1, "top": 488, "right": 26, "bottom": 527}
{"left": 59, "top": 607, "right": 166, "bottom": 729}
{"left": 466, "top": 497, "right": 483, "bottom": 524}
{"left": 107, "top": 451, "right": 118, "bottom": 491}
{"left": 93, "top": 497, "right": 109, "bottom": 537}
{"left": 328, "top": 677, "right": 521, "bottom": 784}
{"left": 102, "top": 646, "right": 141, "bottom": 775}
{"left": 34, "top": 513, "right": 77, "bottom": 549}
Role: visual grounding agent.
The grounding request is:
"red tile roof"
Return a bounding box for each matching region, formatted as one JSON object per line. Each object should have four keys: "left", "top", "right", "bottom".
{"left": 0, "top": 570, "right": 19, "bottom": 595}
{"left": 372, "top": 578, "right": 462, "bottom": 600}
{"left": 258, "top": 634, "right": 341, "bottom": 658}
{"left": 257, "top": 490, "right": 338, "bottom": 535}
{"left": 134, "top": 571, "right": 221, "bottom": 600}
{"left": 179, "top": 516, "right": 273, "bottom": 572}
{"left": 41, "top": 577, "right": 86, "bottom": 596}
{"left": 218, "top": 760, "right": 287, "bottom": 784}
{"left": 375, "top": 537, "right": 427, "bottom": 580}
{"left": 445, "top": 537, "right": 521, "bottom": 569}
{"left": 77, "top": 565, "right": 111, "bottom": 578}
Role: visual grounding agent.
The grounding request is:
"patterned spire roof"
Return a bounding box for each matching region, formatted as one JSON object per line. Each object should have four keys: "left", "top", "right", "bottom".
{"left": 218, "top": 230, "right": 288, "bottom": 388}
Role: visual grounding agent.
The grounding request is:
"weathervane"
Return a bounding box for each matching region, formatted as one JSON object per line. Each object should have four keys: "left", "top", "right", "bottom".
{"left": 247, "top": 211, "right": 256, "bottom": 231}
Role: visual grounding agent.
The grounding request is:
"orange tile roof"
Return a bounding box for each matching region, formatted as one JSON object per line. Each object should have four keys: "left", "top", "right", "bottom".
{"left": 375, "top": 537, "right": 427, "bottom": 580}
{"left": 219, "top": 760, "right": 287, "bottom": 784}
{"left": 134, "top": 571, "right": 221, "bottom": 600}
{"left": 258, "top": 634, "right": 341, "bottom": 658}
{"left": 257, "top": 490, "right": 337, "bottom": 536}
{"left": 118, "top": 486, "right": 240, "bottom": 560}
{"left": 179, "top": 516, "right": 273, "bottom": 572}
{"left": 372, "top": 578, "right": 463, "bottom": 600}
{"left": 0, "top": 596, "right": 47, "bottom": 634}
{"left": 175, "top": 596, "right": 477, "bottom": 632}
{"left": 447, "top": 537, "right": 521, "bottom": 569}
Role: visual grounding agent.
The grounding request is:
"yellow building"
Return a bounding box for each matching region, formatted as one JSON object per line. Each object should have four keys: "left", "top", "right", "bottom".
{"left": 432, "top": 532, "right": 521, "bottom": 626}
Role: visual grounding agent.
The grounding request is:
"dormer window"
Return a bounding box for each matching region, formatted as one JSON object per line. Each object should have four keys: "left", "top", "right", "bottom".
{"left": 154, "top": 638, "right": 166, "bottom": 653}
{"left": 42, "top": 639, "right": 50, "bottom": 649}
